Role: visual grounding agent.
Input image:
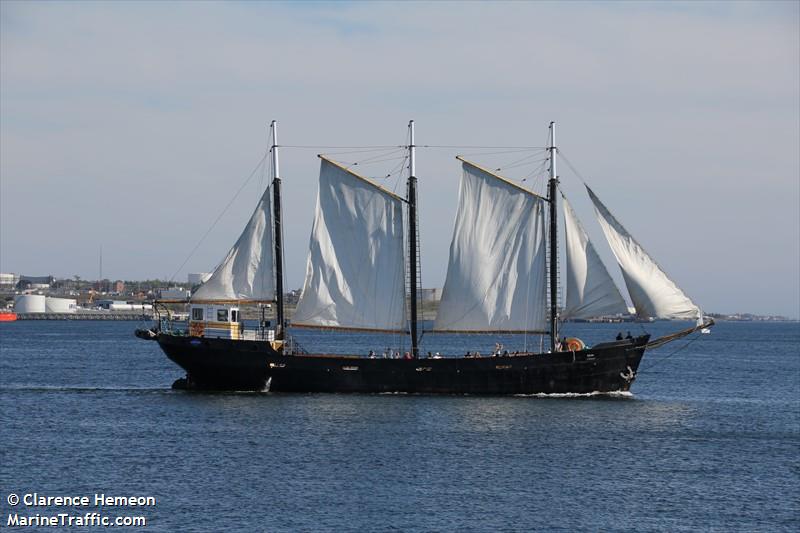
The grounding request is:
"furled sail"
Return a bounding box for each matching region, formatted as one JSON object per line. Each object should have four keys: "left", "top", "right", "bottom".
{"left": 192, "top": 187, "right": 275, "bottom": 301}
{"left": 587, "top": 186, "right": 700, "bottom": 320}
{"left": 292, "top": 157, "right": 406, "bottom": 331}
{"left": 434, "top": 159, "right": 548, "bottom": 332}
{"left": 562, "top": 196, "right": 629, "bottom": 319}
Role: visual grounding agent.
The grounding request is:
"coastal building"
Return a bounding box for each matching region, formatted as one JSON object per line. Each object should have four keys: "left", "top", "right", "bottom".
{"left": 0, "top": 273, "right": 19, "bottom": 288}
{"left": 16, "top": 275, "right": 54, "bottom": 290}
{"left": 159, "top": 287, "right": 191, "bottom": 300}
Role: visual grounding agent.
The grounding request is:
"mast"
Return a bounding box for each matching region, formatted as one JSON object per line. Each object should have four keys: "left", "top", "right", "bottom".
{"left": 408, "top": 120, "right": 419, "bottom": 358}
{"left": 271, "top": 120, "right": 285, "bottom": 340}
{"left": 548, "top": 121, "right": 559, "bottom": 351}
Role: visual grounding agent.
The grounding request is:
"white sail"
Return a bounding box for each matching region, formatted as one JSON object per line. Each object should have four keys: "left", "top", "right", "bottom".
{"left": 292, "top": 157, "right": 406, "bottom": 331}
{"left": 562, "top": 196, "right": 629, "bottom": 319}
{"left": 192, "top": 187, "right": 275, "bottom": 301}
{"left": 587, "top": 186, "right": 700, "bottom": 320}
{"left": 434, "top": 159, "right": 548, "bottom": 332}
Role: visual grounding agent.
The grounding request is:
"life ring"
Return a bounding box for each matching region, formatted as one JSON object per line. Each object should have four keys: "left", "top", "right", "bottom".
{"left": 565, "top": 337, "right": 585, "bottom": 352}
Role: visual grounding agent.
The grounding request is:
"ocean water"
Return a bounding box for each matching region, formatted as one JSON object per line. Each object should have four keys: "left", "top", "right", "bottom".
{"left": 1, "top": 320, "right": 798, "bottom": 532}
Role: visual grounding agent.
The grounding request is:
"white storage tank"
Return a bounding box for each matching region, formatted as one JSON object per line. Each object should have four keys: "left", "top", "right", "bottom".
{"left": 45, "top": 297, "right": 77, "bottom": 313}
{"left": 14, "top": 294, "right": 46, "bottom": 313}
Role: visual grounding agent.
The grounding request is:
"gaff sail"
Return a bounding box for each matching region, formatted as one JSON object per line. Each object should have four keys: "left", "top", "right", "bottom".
{"left": 433, "top": 159, "right": 548, "bottom": 333}
{"left": 292, "top": 157, "right": 407, "bottom": 331}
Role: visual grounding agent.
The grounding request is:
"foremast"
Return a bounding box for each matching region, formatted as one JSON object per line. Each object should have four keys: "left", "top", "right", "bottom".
{"left": 407, "top": 120, "right": 420, "bottom": 358}
{"left": 271, "top": 120, "right": 285, "bottom": 340}
{"left": 548, "top": 121, "right": 559, "bottom": 352}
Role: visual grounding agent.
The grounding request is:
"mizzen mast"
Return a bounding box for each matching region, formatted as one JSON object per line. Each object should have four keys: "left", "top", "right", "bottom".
{"left": 548, "top": 121, "right": 559, "bottom": 351}
{"left": 407, "top": 120, "right": 420, "bottom": 358}
{"left": 271, "top": 120, "right": 285, "bottom": 340}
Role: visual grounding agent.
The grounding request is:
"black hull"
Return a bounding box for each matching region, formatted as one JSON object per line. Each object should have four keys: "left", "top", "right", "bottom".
{"left": 157, "top": 333, "right": 649, "bottom": 395}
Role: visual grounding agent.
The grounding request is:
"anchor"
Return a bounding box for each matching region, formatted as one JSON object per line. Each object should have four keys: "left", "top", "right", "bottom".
{"left": 620, "top": 366, "right": 636, "bottom": 383}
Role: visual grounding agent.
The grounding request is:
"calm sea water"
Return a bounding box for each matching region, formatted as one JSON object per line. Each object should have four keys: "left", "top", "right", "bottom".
{"left": 1, "top": 320, "right": 798, "bottom": 532}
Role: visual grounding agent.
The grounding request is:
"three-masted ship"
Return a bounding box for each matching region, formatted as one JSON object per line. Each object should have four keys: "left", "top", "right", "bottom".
{"left": 145, "top": 121, "right": 713, "bottom": 393}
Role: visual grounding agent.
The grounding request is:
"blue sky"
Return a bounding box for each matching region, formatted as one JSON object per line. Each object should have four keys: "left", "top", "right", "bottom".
{"left": 1, "top": 1, "right": 798, "bottom": 318}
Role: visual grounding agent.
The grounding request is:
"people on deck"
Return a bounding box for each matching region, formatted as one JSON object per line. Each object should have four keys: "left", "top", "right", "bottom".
{"left": 616, "top": 332, "right": 623, "bottom": 340}
{"left": 626, "top": 331, "right": 634, "bottom": 340}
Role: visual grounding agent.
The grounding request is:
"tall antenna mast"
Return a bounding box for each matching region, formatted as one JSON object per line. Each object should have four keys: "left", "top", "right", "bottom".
{"left": 407, "top": 120, "right": 420, "bottom": 358}
{"left": 548, "top": 121, "right": 559, "bottom": 352}
{"left": 271, "top": 120, "right": 285, "bottom": 340}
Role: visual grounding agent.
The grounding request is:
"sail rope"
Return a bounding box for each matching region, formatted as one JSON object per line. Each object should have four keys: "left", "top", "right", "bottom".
{"left": 556, "top": 149, "right": 589, "bottom": 185}
{"left": 637, "top": 333, "right": 704, "bottom": 373}
{"left": 457, "top": 148, "right": 546, "bottom": 157}
{"left": 166, "top": 151, "right": 269, "bottom": 283}
{"left": 496, "top": 155, "right": 550, "bottom": 172}
{"left": 339, "top": 153, "right": 409, "bottom": 168}
{"left": 280, "top": 144, "right": 546, "bottom": 150}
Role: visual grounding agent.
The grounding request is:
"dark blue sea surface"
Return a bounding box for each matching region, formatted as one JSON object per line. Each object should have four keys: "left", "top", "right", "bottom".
{"left": 1, "top": 320, "right": 798, "bottom": 531}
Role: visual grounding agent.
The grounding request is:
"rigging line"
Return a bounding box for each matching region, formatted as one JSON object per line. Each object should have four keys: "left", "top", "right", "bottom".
{"left": 349, "top": 155, "right": 410, "bottom": 167}
{"left": 333, "top": 147, "right": 407, "bottom": 166}
{"left": 498, "top": 153, "right": 550, "bottom": 167}
{"left": 458, "top": 148, "right": 547, "bottom": 157}
{"left": 520, "top": 160, "right": 550, "bottom": 189}
{"left": 557, "top": 149, "right": 590, "bottom": 185}
{"left": 420, "top": 145, "right": 546, "bottom": 149}
{"left": 637, "top": 334, "right": 704, "bottom": 373}
{"left": 342, "top": 152, "right": 409, "bottom": 168}
{"left": 374, "top": 154, "right": 409, "bottom": 181}
{"left": 496, "top": 156, "right": 551, "bottom": 173}
{"left": 280, "top": 145, "right": 403, "bottom": 150}
{"left": 282, "top": 144, "right": 548, "bottom": 151}
{"left": 318, "top": 148, "right": 408, "bottom": 159}
{"left": 390, "top": 153, "right": 409, "bottom": 195}
{"left": 526, "top": 159, "right": 551, "bottom": 179}
{"left": 167, "top": 151, "right": 269, "bottom": 283}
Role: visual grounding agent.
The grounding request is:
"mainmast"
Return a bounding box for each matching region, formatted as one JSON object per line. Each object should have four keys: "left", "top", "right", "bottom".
{"left": 271, "top": 120, "right": 285, "bottom": 340}
{"left": 548, "top": 121, "right": 559, "bottom": 351}
{"left": 407, "top": 120, "right": 420, "bottom": 358}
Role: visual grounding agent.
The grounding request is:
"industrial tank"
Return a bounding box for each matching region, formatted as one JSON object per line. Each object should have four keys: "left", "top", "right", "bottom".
{"left": 45, "top": 297, "right": 77, "bottom": 313}
{"left": 14, "top": 294, "right": 46, "bottom": 313}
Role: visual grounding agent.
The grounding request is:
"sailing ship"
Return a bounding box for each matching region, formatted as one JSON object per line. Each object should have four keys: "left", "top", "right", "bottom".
{"left": 143, "top": 121, "right": 713, "bottom": 393}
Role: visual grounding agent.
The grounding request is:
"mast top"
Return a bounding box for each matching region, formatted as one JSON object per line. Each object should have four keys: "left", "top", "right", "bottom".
{"left": 549, "top": 121, "right": 557, "bottom": 180}
{"left": 409, "top": 120, "right": 416, "bottom": 179}
{"left": 271, "top": 120, "right": 280, "bottom": 180}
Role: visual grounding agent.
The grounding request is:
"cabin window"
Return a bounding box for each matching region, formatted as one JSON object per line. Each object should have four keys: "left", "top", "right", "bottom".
{"left": 191, "top": 308, "right": 204, "bottom": 321}
{"left": 231, "top": 310, "right": 238, "bottom": 323}
{"left": 217, "top": 309, "right": 228, "bottom": 322}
